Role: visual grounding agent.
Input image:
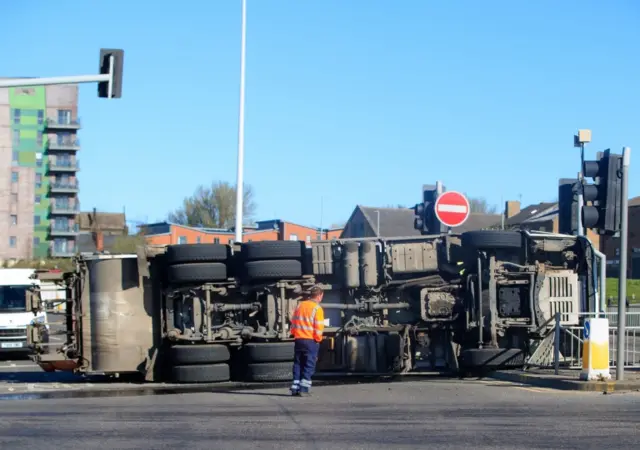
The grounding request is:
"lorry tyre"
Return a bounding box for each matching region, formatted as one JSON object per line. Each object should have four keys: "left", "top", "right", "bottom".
{"left": 458, "top": 348, "right": 525, "bottom": 370}
{"left": 460, "top": 231, "right": 522, "bottom": 250}
{"left": 167, "top": 262, "right": 227, "bottom": 284}
{"left": 242, "top": 342, "right": 295, "bottom": 363}
{"left": 244, "top": 260, "right": 302, "bottom": 280}
{"left": 242, "top": 241, "right": 303, "bottom": 261}
{"left": 171, "top": 363, "right": 230, "bottom": 383}
{"left": 166, "top": 243, "right": 229, "bottom": 264}
{"left": 244, "top": 362, "right": 293, "bottom": 382}
{"left": 170, "top": 344, "right": 230, "bottom": 365}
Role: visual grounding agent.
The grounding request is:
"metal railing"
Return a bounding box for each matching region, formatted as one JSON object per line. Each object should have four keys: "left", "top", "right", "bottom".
{"left": 45, "top": 118, "right": 81, "bottom": 128}
{"left": 48, "top": 139, "right": 80, "bottom": 148}
{"left": 526, "top": 311, "right": 640, "bottom": 373}
{"left": 50, "top": 224, "right": 79, "bottom": 234}
{"left": 50, "top": 181, "right": 79, "bottom": 190}
{"left": 50, "top": 203, "right": 80, "bottom": 214}
{"left": 49, "top": 160, "right": 79, "bottom": 171}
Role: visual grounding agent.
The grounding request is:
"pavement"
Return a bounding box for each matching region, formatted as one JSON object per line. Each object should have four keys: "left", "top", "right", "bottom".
{"left": 487, "top": 368, "right": 640, "bottom": 392}
{"left": 0, "top": 379, "right": 638, "bottom": 449}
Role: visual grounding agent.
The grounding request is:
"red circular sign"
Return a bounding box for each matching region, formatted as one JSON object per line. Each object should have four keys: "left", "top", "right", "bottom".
{"left": 434, "top": 191, "right": 470, "bottom": 228}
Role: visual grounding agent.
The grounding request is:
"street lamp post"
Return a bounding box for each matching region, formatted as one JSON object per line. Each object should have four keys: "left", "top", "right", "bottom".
{"left": 234, "top": 0, "right": 248, "bottom": 243}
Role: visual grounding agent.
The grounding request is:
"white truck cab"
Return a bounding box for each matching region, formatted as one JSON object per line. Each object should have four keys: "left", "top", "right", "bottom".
{"left": 0, "top": 268, "right": 48, "bottom": 354}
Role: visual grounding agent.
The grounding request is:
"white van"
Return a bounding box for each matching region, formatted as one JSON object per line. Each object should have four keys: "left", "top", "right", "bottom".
{"left": 0, "top": 268, "right": 48, "bottom": 355}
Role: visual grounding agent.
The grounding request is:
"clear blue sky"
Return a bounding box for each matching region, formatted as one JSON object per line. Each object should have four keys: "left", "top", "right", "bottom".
{"left": 2, "top": 0, "right": 639, "bottom": 229}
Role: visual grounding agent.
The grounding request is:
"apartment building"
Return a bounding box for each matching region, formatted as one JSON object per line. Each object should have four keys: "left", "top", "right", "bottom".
{"left": 0, "top": 83, "right": 81, "bottom": 259}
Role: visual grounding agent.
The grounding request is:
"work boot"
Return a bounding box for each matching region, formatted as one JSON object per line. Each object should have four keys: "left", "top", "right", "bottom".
{"left": 290, "top": 389, "right": 301, "bottom": 397}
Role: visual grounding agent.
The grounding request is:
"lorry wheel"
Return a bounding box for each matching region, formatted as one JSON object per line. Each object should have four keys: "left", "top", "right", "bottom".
{"left": 166, "top": 243, "right": 229, "bottom": 264}
{"left": 458, "top": 348, "right": 526, "bottom": 370}
{"left": 244, "top": 362, "right": 293, "bottom": 382}
{"left": 460, "top": 231, "right": 522, "bottom": 250}
{"left": 171, "top": 363, "right": 230, "bottom": 383}
{"left": 242, "top": 241, "right": 303, "bottom": 261}
{"left": 167, "top": 262, "right": 227, "bottom": 284}
{"left": 244, "top": 260, "right": 302, "bottom": 280}
{"left": 242, "top": 342, "right": 295, "bottom": 363}
{"left": 170, "top": 344, "right": 230, "bottom": 365}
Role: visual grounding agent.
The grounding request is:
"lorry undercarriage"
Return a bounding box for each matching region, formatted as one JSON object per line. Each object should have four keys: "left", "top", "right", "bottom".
{"left": 25, "top": 229, "right": 597, "bottom": 384}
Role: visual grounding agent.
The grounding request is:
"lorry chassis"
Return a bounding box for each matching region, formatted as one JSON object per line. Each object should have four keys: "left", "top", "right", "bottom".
{"left": 26, "top": 230, "right": 595, "bottom": 384}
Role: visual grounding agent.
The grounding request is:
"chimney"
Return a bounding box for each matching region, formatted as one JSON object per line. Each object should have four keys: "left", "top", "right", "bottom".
{"left": 505, "top": 201, "right": 521, "bottom": 219}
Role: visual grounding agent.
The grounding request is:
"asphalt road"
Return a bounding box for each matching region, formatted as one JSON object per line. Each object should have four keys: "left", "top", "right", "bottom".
{"left": 0, "top": 379, "right": 637, "bottom": 449}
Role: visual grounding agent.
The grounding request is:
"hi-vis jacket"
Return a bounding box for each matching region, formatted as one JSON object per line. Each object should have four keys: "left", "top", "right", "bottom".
{"left": 290, "top": 300, "right": 325, "bottom": 342}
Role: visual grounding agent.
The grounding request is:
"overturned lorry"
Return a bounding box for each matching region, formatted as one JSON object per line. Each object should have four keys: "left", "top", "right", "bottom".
{"left": 25, "top": 229, "right": 598, "bottom": 383}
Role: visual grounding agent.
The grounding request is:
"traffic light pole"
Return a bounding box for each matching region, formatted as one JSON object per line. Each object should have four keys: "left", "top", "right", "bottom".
{"left": 0, "top": 49, "right": 123, "bottom": 97}
{"left": 0, "top": 73, "right": 110, "bottom": 88}
{"left": 616, "top": 146, "right": 631, "bottom": 381}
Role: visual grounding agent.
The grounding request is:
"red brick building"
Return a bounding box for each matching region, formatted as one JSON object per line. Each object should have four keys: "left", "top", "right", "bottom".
{"left": 140, "top": 220, "right": 344, "bottom": 246}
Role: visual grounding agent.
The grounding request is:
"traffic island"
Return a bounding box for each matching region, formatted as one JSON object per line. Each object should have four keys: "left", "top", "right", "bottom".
{"left": 485, "top": 368, "right": 640, "bottom": 392}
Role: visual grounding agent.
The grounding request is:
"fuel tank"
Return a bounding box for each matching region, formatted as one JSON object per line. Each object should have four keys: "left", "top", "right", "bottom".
{"left": 81, "top": 254, "right": 154, "bottom": 374}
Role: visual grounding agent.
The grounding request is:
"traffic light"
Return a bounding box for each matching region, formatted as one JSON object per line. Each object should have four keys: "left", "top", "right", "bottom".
{"left": 98, "top": 48, "right": 124, "bottom": 98}
{"left": 413, "top": 185, "right": 446, "bottom": 234}
{"left": 581, "top": 149, "right": 622, "bottom": 235}
{"left": 558, "top": 178, "right": 579, "bottom": 235}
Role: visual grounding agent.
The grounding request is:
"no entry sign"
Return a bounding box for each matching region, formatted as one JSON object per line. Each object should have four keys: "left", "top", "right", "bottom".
{"left": 434, "top": 191, "right": 470, "bottom": 228}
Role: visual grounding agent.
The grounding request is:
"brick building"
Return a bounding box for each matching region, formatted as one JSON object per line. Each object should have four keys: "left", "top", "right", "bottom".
{"left": 140, "top": 219, "right": 343, "bottom": 246}
{"left": 500, "top": 200, "right": 602, "bottom": 250}
{"left": 0, "top": 82, "right": 81, "bottom": 259}
{"left": 341, "top": 205, "right": 501, "bottom": 238}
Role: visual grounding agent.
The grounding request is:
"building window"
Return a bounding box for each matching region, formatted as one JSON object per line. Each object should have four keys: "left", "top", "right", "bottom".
{"left": 35, "top": 195, "right": 41, "bottom": 204}
{"left": 36, "top": 131, "right": 43, "bottom": 146}
{"left": 17, "top": 88, "right": 34, "bottom": 96}
{"left": 11, "top": 193, "right": 17, "bottom": 204}
{"left": 214, "top": 238, "right": 220, "bottom": 244}
{"left": 34, "top": 216, "right": 41, "bottom": 226}
{"left": 11, "top": 150, "right": 18, "bottom": 164}
{"left": 289, "top": 234, "right": 298, "bottom": 241}
{"left": 9, "top": 236, "right": 16, "bottom": 248}
{"left": 35, "top": 173, "right": 42, "bottom": 189}
{"left": 10, "top": 215, "right": 17, "bottom": 226}
{"left": 11, "top": 171, "right": 18, "bottom": 183}
{"left": 12, "top": 131, "right": 20, "bottom": 147}
{"left": 196, "top": 236, "right": 201, "bottom": 244}
{"left": 37, "top": 110, "right": 44, "bottom": 125}
{"left": 178, "top": 236, "right": 187, "bottom": 244}
{"left": 34, "top": 237, "right": 40, "bottom": 247}
{"left": 13, "top": 109, "right": 20, "bottom": 125}
{"left": 58, "top": 110, "right": 72, "bottom": 125}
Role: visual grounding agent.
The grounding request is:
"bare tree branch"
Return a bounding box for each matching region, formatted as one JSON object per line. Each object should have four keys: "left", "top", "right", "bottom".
{"left": 463, "top": 194, "right": 498, "bottom": 214}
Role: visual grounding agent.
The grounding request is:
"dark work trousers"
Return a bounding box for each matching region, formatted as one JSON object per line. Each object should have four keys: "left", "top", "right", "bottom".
{"left": 291, "top": 338, "right": 320, "bottom": 393}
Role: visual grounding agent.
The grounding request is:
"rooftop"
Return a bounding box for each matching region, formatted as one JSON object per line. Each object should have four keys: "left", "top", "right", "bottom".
{"left": 357, "top": 206, "right": 501, "bottom": 237}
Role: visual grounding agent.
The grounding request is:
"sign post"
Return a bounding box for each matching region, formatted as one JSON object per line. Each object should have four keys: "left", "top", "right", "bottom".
{"left": 434, "top": 191, "right": 471, "bottom": 229}
{"left": 617, "top": 146, "right": 631, "bottom": 381}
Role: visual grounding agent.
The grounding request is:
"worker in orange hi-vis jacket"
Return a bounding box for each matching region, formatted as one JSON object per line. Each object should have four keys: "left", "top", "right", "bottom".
{"left": 289, "top": 285, "right": 325, "bottom": 397}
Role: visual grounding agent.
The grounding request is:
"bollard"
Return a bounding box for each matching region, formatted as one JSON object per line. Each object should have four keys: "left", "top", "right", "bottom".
{"left": 580, "top": 317, "right": 611, "bottom": 381}
{"left": 554, "top": 312, "right": 560, "bottom": 375}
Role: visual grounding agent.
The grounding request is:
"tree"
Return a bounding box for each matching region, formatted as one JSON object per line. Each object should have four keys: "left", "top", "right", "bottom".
{"left": 110, "top": 235, "right": 147, "bottom": 254}
{"left": 168, "top": 181, "right": 257, "bottom": 228}
{"left": 465, "top": 195, "right": 498, "bottom": 214}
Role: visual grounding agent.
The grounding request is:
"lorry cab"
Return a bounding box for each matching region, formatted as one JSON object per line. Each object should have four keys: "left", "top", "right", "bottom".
{"left": 0, "top": 268, "right": 48, "bottom": 355}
